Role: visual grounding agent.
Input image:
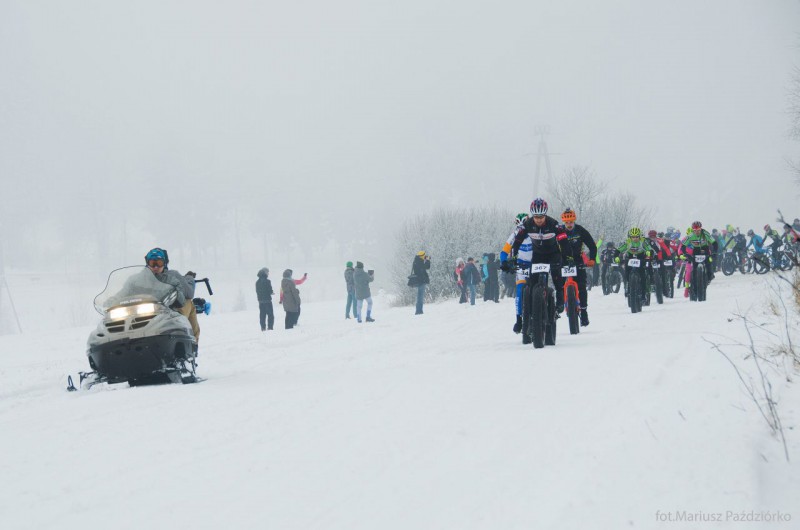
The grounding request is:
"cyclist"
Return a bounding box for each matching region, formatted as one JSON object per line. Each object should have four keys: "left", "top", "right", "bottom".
{"left": 560, "top": 208, "right": 597, "bottom": 326}
{"left": 679, "top": 221, "right": 717, "bottom": 288}
{"left": 505, "top": 198, "right": 569, "bottom": 314}
{"left": 763, "top": 224, "right": 783, "bottom": 268}
{"left": 600, "top": 241, "right": 620, "bottom": 294}
{"left": 615, "top": 227, "right": 654, "bottom": 301}
{"left": 500, "top": 213, "right": 532, "bottom": 333}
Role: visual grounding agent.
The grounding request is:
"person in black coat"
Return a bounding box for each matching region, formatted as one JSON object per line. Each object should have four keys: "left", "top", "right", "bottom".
{"left": 559, "top": 209, "right": 597, "bottom": 326}
{"left": 409, "top": 251, "right": 431, "bottom": 315}
{"left": 483, "top": 252, "right": 501, "bottom": 303}
{"left": 255, "top": 267, "right": 274, "bottom": 331}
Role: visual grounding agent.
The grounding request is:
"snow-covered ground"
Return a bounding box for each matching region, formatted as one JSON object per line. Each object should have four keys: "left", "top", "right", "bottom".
{"left": 1, "top": 274, "right": 798, "bottom": 529}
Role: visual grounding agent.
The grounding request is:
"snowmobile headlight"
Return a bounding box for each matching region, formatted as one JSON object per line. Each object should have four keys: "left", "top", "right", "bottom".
{"left": 108, "top": 303, "right": 157, "bottom": 320}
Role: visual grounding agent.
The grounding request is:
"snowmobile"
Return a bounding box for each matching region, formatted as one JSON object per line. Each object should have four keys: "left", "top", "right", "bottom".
{"left": 67, "top": 266, "right": 210, "bottom": 391}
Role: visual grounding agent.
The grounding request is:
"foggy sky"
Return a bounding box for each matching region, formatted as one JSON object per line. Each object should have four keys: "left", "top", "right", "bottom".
{"left": 1, "top": 0, "right": 799, "bottom": 269}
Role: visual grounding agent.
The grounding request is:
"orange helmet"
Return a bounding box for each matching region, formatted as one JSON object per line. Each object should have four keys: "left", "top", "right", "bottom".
{"left": 561, "top": 208, "right": 577, "bottom": 223}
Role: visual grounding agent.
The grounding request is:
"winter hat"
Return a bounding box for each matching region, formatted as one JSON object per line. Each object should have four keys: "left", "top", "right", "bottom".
{"left": 417, "top": 251, "right": 426, "bottom": 257}
{"left": 346, "top": 261, "right": 353, "bottom": 268}
{"left": 258, "top": 267, "right": 269, "bottom": 277}
{"left": 283, "top": 269, "right": 293, "bottom": 278}
{"left": 356, "top": 261, "right": 364, "bottom": 268}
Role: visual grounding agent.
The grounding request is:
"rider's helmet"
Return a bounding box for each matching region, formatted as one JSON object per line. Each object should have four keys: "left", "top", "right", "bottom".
{"left": 606, "top": 241, "right": 615, "bottom": 249}
{"left": 628, "top": 227, "right": 643, "bottom": 238}
{"left": 515, "top": 213, "right": 528, "bottom": 226}
{"left": 647, "top": 229, "right": 657, "bottom": 238}
{"left": 747, "top": 229, "right": 754, "bottom": 236}
{"left": 711, "top": 228, "right": 719, "bottom": 235}
{"left": 764, "top": 224, "right": 771, "bottom": 231}
{"left": 726, "top": 224, "right": 735, "bottom": 233}
{"left": 530, "top": 198, "right": 548, "bottom": 216}
{"left": 691, "top": 221, "right": 702, "bottom": 230}
{"left": 145, "top": 247, "right": 168, "bottom": 266}
{"left": 561, "top": 208, "right": 577, "bottom": 223}
{"left": 657, "top": 231, "right": 665, "bottom": 238}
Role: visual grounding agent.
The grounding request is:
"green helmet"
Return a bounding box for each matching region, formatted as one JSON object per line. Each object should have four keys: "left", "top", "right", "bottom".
{"left": 628, "top": 227, "right": 642, "bottom": 238}
{"left": 515, "top": 213, "right": 528, "bottom": 226}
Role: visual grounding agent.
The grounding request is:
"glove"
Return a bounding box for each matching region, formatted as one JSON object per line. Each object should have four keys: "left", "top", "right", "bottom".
{"left": 679, "top": 254, "right": 687, "bottom": 261}
{"left": 500, "top": 261, "right": 511, "bottom": 272}
{"left": 614, "top": 257, "right": 620, "bottom": 263}
{"left": 645, "top": 251, "right": 651, "bottom": 258}
{"left": 708, "top": 256, "right": 713, "bottom": 262}
{"left": 565, "top": 256, "right": 575, "bottom": 266}
{"left": 586, "top": 259, "right": 596, "bottom": 267}
{"left": 185, "top": 271, "right": 196, "bottom": 278}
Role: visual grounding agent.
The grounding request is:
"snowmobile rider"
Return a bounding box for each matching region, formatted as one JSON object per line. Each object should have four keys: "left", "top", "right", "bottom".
{"left": 145, "top": 248, "right": 200, "bottom": 342}
{"left": 504, "top": 198, "right": 569, "bottom": 314}
{"left": 559, "top": 208, "right": 597, "bottom": 327}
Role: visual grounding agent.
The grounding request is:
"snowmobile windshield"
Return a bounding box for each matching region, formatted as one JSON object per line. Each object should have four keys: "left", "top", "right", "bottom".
{"left": 93, "top": 266, "right": 177, "bottom": 314}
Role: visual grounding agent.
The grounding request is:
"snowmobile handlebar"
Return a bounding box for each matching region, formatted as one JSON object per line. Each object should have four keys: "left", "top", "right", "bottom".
{"left": 194, "top": 278, "right": 213, "bottom": 296}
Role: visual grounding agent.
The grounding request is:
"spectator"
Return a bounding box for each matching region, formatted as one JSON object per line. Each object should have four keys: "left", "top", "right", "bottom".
{"left": 353, "top": 261, "right": 375, "bottom": 323}
{"left": 344, "top": 262, "right": 356, "bottom": 319}
{"left": 483, "top": 252, "right": 500, "bottom": 303}
{"left": 255, "top": 267, "right": 274, "bottom": 331}
{"left": 281, "top": 269, "right": 301, "bottom": 329}
{"left": 281, "top": 271, "right": 308, "bottom": 325}
{"left": 462, "top": 257, "right": 482, "bottom": 305}
{"left": 408, "top": 251, "right": 431, "bottom": 315}
{"left": 454, "top": 258, "right": 466, "bottom": 304}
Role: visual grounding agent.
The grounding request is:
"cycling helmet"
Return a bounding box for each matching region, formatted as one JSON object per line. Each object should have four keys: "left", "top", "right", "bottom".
{"left": 606, "top": 242, "right": 615, "bottom": 249}
{"left": 515, "top": 213, "right": 528, "bottom": 226}
{"left": 666, "top": 225, "right": 676, "bottom": 234}
{"left": 657, "top": 231, "right": 665, "bottom": 238}
{"left": 763, "top": 224, "right": 771, "bottom": 231}
{"left": 561, "top": 208, "right": 576, "bottom": 223}
{"left": 628, "top": 227, "right": 642, "bottom": 238}
{"left": 647, "top": 230, "right": 657, "bottom": 238}
{"left": 691, "top": 221, "right": 702, "bottom": 230}
{"left": 145, "top": 247, "right": 168, "bottom": 265}
{"left": 747, "top": 229, "right": 754, "bottom": 236}
{"left": 726, "top": 224, "right": 735, "bottom": 233}
{"left": 530, "top": 198, "right": 548, "bottom": 216}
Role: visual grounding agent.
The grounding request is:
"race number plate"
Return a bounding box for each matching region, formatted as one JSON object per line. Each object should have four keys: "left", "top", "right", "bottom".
{"left": 561, "top": 266, "right": 577, "bottom": 277}
{"left": 531, "top": 263, "right": 551, "bottom": 273}
{"left": 663, "top": 260, "right": 673, "bottom": 266}
{"left": 695, "top": 255, "right": 707, "bottom": 263}
{"left": 628, "top": 258, "right": 641, "bottom": 267}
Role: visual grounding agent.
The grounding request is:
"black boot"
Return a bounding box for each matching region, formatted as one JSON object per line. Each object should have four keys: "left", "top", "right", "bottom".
{"left": 580, "top": 308, "right": 589, "bottom": 327}
{"left": 513, "top": 315, "right": 522, "bottom": 334}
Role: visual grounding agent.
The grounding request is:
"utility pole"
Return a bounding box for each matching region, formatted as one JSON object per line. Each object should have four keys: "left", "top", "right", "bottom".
{"left": 533, "top": 125, "right": 554, "bottom": 197}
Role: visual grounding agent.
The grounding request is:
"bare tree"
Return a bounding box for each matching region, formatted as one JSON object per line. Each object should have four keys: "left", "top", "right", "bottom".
{"left": 548, "top": 165, "right": 608, "bottom": 219}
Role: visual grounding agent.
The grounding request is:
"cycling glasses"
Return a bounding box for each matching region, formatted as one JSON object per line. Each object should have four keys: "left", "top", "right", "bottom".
{"left": 147, "top": 259, "right": 165, "bottom": 268}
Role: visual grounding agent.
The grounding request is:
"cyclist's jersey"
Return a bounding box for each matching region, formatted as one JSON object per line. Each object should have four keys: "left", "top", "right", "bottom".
{"left": 600, "top": 248, "right": 619, "bottom": 264}
{"left": 764, "top": 229, "right": 781, "bottom": 246}
{"left": 501, "top": 229, "right": 532, "bottom": 264}
{"left": 682, "top": 229, "right": 716, "bottom": 251}
{"left": 748, "top": 235, "right": 765, "bottom": 252}
{"left": 617, "top": 238, "right": 654, "bottom": 256}
{"left": 562, "top": 223, "right": 598, "bottom": 263}
{"left": 647, "top": 237, "right": 672, "bottom": 260}
{"left": 512, "top": 215, "right": 567, "bottom": 258}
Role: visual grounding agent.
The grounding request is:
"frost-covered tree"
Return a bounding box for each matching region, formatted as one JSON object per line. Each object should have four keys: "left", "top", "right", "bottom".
{"left": 390, "top": 206, "right": 514, "bottom": 305}
{"left": 547, "top": 165, "right": 653, "bottom": 245}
